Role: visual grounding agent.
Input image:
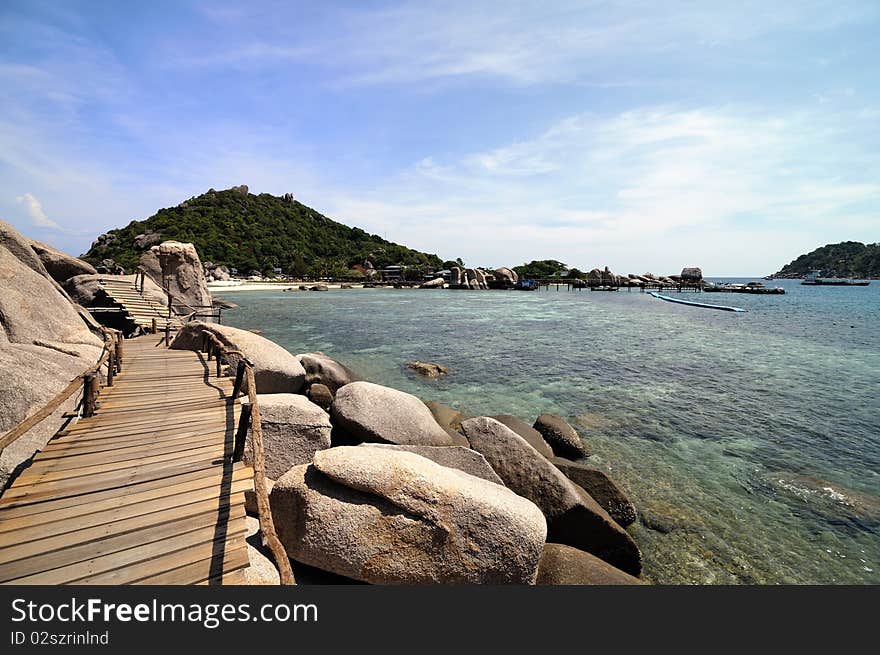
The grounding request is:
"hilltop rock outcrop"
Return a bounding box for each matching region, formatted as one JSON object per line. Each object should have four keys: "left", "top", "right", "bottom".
{"left": 270, "top": 447, "right": 547, "bottom": 583}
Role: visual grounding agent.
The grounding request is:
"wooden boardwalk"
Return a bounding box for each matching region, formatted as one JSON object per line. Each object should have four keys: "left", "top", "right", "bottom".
{"left": 0, "top": 336, "right": 252, "bottom": 585}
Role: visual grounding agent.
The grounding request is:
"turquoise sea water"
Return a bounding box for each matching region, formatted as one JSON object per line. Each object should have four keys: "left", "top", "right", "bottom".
{"left": 218, "top": 279, "right": 880, "bottom": 584}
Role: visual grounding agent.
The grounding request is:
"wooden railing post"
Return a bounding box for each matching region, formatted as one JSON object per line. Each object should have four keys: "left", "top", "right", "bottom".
{"left": 107, "top": 350, "right": 115, "bottom": 387}
{"left": 151, "top": 317, "right": 157, "bottom": 334}
{"left": 164, "top": 323, "right": 170, "bottom": 347}
{"left": 215, "top": 347, "right": 222, "bottom": 377}
{"left": 115, "top": 334, "right": 124, "bottom": 373}
{"left": 232, "top": 361, "right": 246, "bottom": 399}
{"left": 83, "top": 374, "right": 98, "bottom": 417}
{"left": 233, "top": 403, "right": 252, "bottom": 463}
{"left": 245, "top": 366, "right": 296, "bottom": 585}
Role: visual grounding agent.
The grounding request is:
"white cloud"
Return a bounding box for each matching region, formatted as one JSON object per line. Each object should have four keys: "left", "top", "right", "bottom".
{"left": 15, "top": 193, "right": 60, "bottom": 230}
{"left": 318, "top": 105, "right": 880, "bottom": 274}
{"left": 179, "top": 0, "right": 877, "bottom": 87}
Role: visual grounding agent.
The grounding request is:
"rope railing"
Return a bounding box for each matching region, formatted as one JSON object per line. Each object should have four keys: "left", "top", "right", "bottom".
{"left": 194, "top": 328, "right": 296, "bottom": 586}
{"left": 0, "top": 327, "right": 122, "bottom": 452}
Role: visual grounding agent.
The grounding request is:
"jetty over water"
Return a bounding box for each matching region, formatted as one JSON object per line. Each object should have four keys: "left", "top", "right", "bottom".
{"left": 0, "top": 336, "right": 253, "bottom": 584}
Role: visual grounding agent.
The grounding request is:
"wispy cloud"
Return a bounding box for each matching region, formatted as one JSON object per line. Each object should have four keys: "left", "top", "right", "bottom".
{"left": 16, "top": 192, "right": 60, "bottom": 229}
{"left": 178, "top": 0, "right": 877, "bottom": 87}
{"left": 318, "top": 104, "right": 880, "bottom": 274}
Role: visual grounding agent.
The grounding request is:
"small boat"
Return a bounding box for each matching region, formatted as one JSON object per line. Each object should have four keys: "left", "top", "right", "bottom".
{"left": 515, "top": 279, "right": 540, "bottom": 291}
{"left": 801, "top": 270, "right": 870, "bottom": 286}
{"left": 649, "top": 291, "right": 747, "bottom": 312}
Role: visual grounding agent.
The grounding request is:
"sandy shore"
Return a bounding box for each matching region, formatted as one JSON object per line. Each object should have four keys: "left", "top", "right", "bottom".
{"left": 208, "top": 281, "right": 366, "bottom": 292}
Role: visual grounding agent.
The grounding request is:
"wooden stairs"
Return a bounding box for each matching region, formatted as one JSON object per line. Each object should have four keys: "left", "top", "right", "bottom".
{"left": 98, "top": 277, "right": 184, "bottom": 332}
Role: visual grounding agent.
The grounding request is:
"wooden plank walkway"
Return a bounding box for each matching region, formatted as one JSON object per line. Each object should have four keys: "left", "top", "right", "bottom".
{"left": 0, "top": 335, "right": 252, "bottom": 585}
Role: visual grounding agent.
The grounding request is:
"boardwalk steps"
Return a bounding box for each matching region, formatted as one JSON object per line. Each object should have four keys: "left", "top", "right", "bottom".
{"left": 0, "top": 336, "right": 252, "bottom": 585}
{"left": 97, "top": 277, "right": 184, "bottom": 331}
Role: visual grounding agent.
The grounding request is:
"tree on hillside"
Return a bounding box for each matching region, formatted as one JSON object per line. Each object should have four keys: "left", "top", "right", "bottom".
{"left": 513, "top": 259, "right": 568, "bottom": 278}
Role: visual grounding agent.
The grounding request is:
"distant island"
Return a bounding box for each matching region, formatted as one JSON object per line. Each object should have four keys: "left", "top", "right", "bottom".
{"left": 82, "top": 185, "right": 447, "bottom": 279}
{"left": 772, "top": 241, "right": 880, "bottom": 279}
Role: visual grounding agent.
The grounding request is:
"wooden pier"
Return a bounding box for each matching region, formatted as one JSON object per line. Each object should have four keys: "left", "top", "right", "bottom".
{"left": 0, "top": 336, "right": 253, "bottom": 585}
{"left": 536, "top": 279, "right": 703, "bottom": 293}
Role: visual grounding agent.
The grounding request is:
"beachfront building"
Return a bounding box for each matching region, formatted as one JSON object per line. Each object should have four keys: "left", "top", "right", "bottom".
{"left": 378, "top": 265, "right": 405, "bottom": 281}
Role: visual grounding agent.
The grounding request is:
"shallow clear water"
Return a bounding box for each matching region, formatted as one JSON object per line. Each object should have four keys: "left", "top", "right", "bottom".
{"left": 217, "top": 279, "right": 880, "bottom": 584}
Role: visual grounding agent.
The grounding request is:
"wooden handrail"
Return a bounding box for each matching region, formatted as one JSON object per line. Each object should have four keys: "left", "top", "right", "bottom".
{"left": 192, "top": 327, "right": 295, "bottom": 586}
{"left": 0, "top": 328, "right": 120, "bottom": 452}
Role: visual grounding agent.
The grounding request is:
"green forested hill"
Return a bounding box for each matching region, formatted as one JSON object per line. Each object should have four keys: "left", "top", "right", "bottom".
{"left": 772, "top": 241, "right": 880, "bottom": 278}
{"left": 82, "top": 187, "right": 443, "bottom": 276}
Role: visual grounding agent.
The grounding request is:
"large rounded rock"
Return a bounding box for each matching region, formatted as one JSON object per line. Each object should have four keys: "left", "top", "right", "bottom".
{"left": 491, "top": 415, "right": 553, "bottom": 459}
{"left": 306, "top": 383, "right": 334, "bottom": 410}
{"left": 0, "top": 221, "right": 103, "bottom": 491}
{"left": 139, "top": 241, "right": 212, "bottom": 313}
{"left": 29, "top": 240, "right": 96, "bottom": 282}
{"left": 461, "top": 417, "right": 642, "bottom": 575}
{"left": 0, "top": 224, "right": 101, "bottom": 349}
{"left": 361, "top": 444, "right": 503, "bottom": 484}
{"left": 297, "top": 352, "right": 360, "bottom": 393}
{"left": 537, "top": 543, "right": 644, "bottom": 585}
{"left": 424, "top": 401, "right": 470, "bottom": 446}
{"left": 424, "top": 400, "right": 465, "bottom": 431}
{"left": 552, "top": 457, "right": 636, "bottom": 527}
{"left": 494, "top": 267, "right": 519, "bottom": 286}
{"left": 534, "top": 414, "right": 590, "bottom": 459}
{"left": 407, "top": 361, "right": 448, "bottom": 377}
{"left": 172, "top": 321, "right": 305, "bottom": 393}
{"left": 240, "top": 394, "right": 332, "bottom": 479}
{"left": 450, "top": 267, "right": 461, "bottom": 287}
{"left": 330, "top": 381, "right": 454, "bottom": 446}
{"left": 270, "top": 447, "right": 547, "bottom": 584}
{"left": 419, "top": 277, "right": 444, "bottom": 288}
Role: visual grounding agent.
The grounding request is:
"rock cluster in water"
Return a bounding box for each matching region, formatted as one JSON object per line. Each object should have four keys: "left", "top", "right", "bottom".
{"left": 169, "top": 317, "right": 645, "bottom": 585}
{"left": 448, "top": 266, "right": 519, "bottom": 289}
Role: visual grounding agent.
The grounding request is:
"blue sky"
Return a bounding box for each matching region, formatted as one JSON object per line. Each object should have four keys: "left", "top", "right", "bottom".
{"left": 1, "top": 0, "right": 878, "bottom": 275}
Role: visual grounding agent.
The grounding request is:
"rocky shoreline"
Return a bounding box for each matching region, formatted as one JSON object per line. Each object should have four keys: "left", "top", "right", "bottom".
{"left": 173, "top": 317, "right": 647, "bottom": 585}
{"left": 1, "top": 227, "right": 647, "bottom": 585}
